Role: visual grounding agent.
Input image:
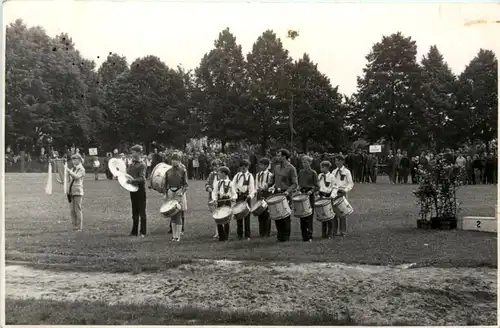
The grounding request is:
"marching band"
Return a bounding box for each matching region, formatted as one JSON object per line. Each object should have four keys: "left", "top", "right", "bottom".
{"left": 45, "top": 144, "right": 356, "bottom": 242}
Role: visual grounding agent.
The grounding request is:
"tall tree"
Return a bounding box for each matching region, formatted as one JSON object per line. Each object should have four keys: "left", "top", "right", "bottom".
{"left": 420, "top": 45, "right": 458, "bottom": 150}
{"left": 108, "top": 55, "right": 186, "bottom": 147}
{"left": 98, "top": 53, "right": 129, "bottom": 88}
{"left": 194, "top": 28, "right": 247, "bottom": 152}
{"left": 97, "top": 53, "right": 129, "bottom": 150}
{"left": 288, "top": 53, "right": 344, "bottom": 151}
{"left": 5, "top": 20, "right": 92, "bottom": 151}
{"left": 453, "top": 49, "right": 498, "bottom": 147}
{"left": 246, "top": 30, "right": 293, "bottom": 154}
{"left": 355, "top": 32, "right": 424, "bottom": 151}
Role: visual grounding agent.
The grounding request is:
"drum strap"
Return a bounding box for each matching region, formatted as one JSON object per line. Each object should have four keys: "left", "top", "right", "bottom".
{"left": 218, "top": 180, "right": 231, "bottom": 195}
{"left": 318, "top": 191, "right": 331, "bottom": 198}
{"left": 168, "top": 187, "right": 180, "bottom": 192}
{"left": 319, "top": 174, "right": 330, "bottom": 187}
{"left": 237, "top": 191, "right": 249, "bottom": 202}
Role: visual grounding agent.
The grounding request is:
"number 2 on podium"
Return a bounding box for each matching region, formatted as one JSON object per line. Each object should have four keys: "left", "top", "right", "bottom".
{"left": 476, "top": 221, "right": 481, "bottom": 228}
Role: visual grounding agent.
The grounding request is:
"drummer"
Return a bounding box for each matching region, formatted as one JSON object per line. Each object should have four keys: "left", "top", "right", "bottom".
{"left": 263, "top": 149, "right": 298, "bottom": 242}
{"left": 206, "top": 159, "right": 222, "bottom": 239}
{"left": 164, "top": 152, "right": 188, "bottom": 242}
{"left": 211, "top": 166, "right": 236, "bottom": 241}
{"left": 330, "top": 154, "right": 354, "bottom": 237}
{"left": 297, "top": 155, "right": 319, "bottom": 242}
{"left": 318, "top": 160, "right": 335, "bottom": 239}
{"left": 255, "top": 157, "right": 272, "bottom": 237}
{"left": 127, "top": 145, "right": 147, "bottom": 237}
{"left": 232, "top": 159, "right": 255, "bottom": 240}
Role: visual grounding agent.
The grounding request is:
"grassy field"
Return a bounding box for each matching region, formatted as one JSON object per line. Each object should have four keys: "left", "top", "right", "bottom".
{"left": 5, "top": 173, "right": 497, "bottom": 270}
{"left": 4, "top": 173, "right": 498, "bottom": 325}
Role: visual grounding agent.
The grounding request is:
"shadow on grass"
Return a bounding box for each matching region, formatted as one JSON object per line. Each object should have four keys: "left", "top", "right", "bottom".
{"left": 6, "top": 298, "right": 356, "bottom": 325}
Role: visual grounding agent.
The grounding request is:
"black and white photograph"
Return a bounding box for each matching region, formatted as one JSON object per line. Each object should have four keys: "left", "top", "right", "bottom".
{"left": 2, "top": 0, "right": 498, "bottom": 325}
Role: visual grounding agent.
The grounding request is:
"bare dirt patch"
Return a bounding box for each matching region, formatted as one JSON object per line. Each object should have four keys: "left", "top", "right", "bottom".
{"left": 6, "top": 260, "right": 497, "bottom": 325}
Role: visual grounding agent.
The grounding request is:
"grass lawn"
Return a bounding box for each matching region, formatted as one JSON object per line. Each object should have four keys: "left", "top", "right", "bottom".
{"left": 5, "top": 173, "right": 497, "bottom": 270}
{"left": 6, "top": 298, "right": 356, "bottom": 325}
{"left": 4, "top": 173, "right": 498, "bottom": 325}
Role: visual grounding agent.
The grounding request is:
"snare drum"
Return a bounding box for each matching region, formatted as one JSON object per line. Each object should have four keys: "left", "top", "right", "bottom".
{"left": 160, "top": 200, "right": 181, "bottom": 218}
{"left": 331, "top": 196, "right": 354, "bottom": 217}
{"left": 314, "top": 199, "right": 335, "bottom": 222}
{"left": 232, "top": 201, "right": 250, "bottom": 220}
{"left": 292, "top": 194, "right": 313, "bottom": 218}
{"left": 251, "top": 199, "right": 268, "bottom": 216}
{"left": 266, "top": 195, "right": 292, "bottom": 221}
{"left": 212, "top": 206, "right": 233, "bottom": 225}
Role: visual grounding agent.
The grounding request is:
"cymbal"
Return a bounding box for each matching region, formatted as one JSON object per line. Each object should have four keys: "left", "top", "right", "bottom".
{"left": 118, "top": 174, "right": 139, "bottom": 192}
{"left": 108, "top": 158, "right": 127, "bottom": 177}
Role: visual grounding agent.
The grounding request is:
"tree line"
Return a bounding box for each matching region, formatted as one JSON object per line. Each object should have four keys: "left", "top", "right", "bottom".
{"left": 5, "top": 19, "right": 498, "bottom": 156}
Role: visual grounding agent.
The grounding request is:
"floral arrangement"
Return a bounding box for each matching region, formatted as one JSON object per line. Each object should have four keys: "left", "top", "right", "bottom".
{"left": 413, "top": 159, "right": 464, "bottom": 222}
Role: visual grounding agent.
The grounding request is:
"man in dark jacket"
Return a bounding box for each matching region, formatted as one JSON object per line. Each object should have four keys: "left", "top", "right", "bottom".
{"left": 151, "top": 148, "right": 161, "bottom": 170}
{"left": 399, "top": 151, "right": 410, "bottom": 184}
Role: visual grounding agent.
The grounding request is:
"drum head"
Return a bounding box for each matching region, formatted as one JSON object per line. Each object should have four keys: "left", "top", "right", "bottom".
{"left": 118, "top": 174, "right": 139, "bottom": 192}
{"left": 267, "top": 195, "right": 285, "bottom": 205}
{"left": 332, "top": 196, "right": 344, "bottom": 205}
{"left": 108, "top": 158, "right": 127, "bottom": 177}
{"left": 213, "top": 207, "right": 232, "bottom": 219}
{"left": 293, "top": 194, "right": 309, "bottom": 201}
{"left": 161, "top": 200, "right": 179, "bottom": 213}
{"left": 234, "top": 202, "right": 247, "bottom": 211}
{"left": 315, "top": 199, "right": 331, "bottom": 206}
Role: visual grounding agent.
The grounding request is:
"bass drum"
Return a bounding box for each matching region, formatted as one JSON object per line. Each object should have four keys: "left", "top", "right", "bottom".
{"left": 150, "top": 163, "right": 172, "bottom": 193}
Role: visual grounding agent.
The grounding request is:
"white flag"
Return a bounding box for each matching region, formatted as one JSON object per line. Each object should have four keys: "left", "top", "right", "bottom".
{"left": 44, "top": 162, "right": 53, "bottom": 195}
{"left": 63, "top": 162, "right": 68, "bottom": 194}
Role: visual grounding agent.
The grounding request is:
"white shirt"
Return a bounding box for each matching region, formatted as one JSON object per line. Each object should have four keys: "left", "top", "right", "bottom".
{"left": 318, "top": 172, "right": 334, "bottom": 194}
{"left": 330, "top": 166, "right": 354, "bottom": 197}
{"left": 232, "top": 171, "right": 256, "bottom": 199}
{"left": 93, "top": 160, "right": 100, "bottom": 168}
{"left": 255, "top": 170, "right": 272, "bottom": 190}
{"left": 456, "top": 156, "right": 466, "bottom": 168}
{"left": 212, "top": 178, "right": 237, "bottom": 201}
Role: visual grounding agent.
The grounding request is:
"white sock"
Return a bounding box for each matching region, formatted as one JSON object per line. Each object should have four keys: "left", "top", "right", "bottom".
{"left": 176, "top": 224, "right": 182, "bottom": 240}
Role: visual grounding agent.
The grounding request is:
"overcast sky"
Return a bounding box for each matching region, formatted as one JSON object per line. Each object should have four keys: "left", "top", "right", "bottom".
{"left": 4, "top": 1, "right": 500, "bottom": 95}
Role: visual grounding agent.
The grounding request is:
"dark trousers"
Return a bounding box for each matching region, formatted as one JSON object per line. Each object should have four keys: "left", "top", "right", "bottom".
{"left": 371, "top": 167, "right": 377, "bottom": 183}
{"left": 275, "top": 216, "right": 291, "bottom": 242}
{"left": 354, "top": 166, "right": 362, "bottom": 182}
{"left": 130, "top": 188, "right": 147, "bottom": 235}
{"left": 399, "top": 168, "right": 409, "bottom": 183}
{"left": 217, "top": 223, "right": 230, "bottom": 241}
{"left": 258, "top": 210, "right": 271, "bottom": 237}
{"left": 257, "top": 191, "right": 271, "bottom": 237}
{"left": 364, "top": 168, "right": 372, "bottom": 183}
{"left": 217, "top": 199, "right": 231, "bottom": 241}
{"left": 236, "top": 195, "right": 251, "bottom": 238}
{"left": 299, "top": 192, "right": 314, "bottom": 241}
{"left": 322, "top": 221, "right": 334, "bottom": 238}
{"left": 105, "top": 168, "right": 113, "bottom": 180}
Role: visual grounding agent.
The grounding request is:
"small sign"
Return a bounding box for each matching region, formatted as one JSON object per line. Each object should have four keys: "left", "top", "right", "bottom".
{"left": 88, "top": 148, "right": 98, "bottom": 156}
{"left": 369, "top": 145, "right": 382, "bottom": 153}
